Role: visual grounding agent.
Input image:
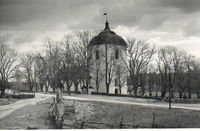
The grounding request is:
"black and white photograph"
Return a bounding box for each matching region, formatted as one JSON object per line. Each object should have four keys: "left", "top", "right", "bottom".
{"left": 0, "top": 0, "right": 200, "bottom": 130}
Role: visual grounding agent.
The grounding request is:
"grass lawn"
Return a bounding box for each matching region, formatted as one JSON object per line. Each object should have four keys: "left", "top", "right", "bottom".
{"left": 63, "top": 99, "right": 200, "bottom": 128}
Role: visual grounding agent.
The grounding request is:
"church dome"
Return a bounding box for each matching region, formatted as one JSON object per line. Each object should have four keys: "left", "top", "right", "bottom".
{"left": 88, "top": 21, "right": 127, "bottom": 47}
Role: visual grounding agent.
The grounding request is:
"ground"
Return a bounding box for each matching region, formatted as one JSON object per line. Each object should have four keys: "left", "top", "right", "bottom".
{"left": 1, "top": 93, "right": 200, "bottom": 129}
{"left": 0, "top": 98, "right": 17, "bottom": 106}
{"left": 62, "top": 100, "right": 200, "bottom": 128}
{"left": 0, "top": 98, "right": 54, "bottom": 129}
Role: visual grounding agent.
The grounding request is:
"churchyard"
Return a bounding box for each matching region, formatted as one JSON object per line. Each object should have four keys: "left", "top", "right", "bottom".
{"left": 1, "top": 93, "right": 200, "bottom": 129}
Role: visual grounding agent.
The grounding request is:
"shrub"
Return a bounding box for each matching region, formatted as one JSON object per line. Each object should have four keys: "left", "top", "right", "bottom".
{"left": 5, "top": 93, "right": 35, "bottom": 99}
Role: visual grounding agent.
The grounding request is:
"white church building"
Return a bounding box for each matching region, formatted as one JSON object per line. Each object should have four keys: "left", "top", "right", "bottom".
{"left": 88, "top": 20, "right": 128, "bottom": 95}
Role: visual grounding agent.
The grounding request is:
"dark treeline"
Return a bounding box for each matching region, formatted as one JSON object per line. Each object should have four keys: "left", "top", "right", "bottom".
{"left": 0, "top": 30, "right": 200, "bottom": 99}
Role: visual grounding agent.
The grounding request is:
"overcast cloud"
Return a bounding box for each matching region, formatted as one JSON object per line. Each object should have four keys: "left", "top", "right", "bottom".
{"left": 0, "top": 0, "right": 200, "bottom": 56}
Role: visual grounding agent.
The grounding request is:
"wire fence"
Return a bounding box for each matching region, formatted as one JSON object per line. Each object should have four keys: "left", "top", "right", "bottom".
{"left": 62, "top": 108, "right": 158, "bottom": 129}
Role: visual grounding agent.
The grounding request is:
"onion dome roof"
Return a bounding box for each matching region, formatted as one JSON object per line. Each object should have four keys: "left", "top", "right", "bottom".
{"left": 88, "top": 20, "right": 127, "bottom": 47}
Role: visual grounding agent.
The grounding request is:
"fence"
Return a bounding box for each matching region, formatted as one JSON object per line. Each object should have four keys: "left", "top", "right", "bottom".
{"left": 62, "top": 109, "right": 157, "bottom": 129}
{"left": 49, "top": 89, "right": 65, "bottom": 129}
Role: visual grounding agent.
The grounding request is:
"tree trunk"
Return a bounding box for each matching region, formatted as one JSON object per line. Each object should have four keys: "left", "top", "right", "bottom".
{"left": 35, "top": 85, "right": 38, "bottom": 92}
{"left": 197, "top": 91, "right": 200, "bottom": 99}
{"left": 119, "top": 86, "right": 122, "bottom": 94}
{"left": 44, "top": 83, "right": 48, "bottom": 94}
{"left": 40, "top": 83, "right": 44, "bottom": 91}
{"left": 141, "top": 86, "right": 145, "bottom": 96}
{"left": 134, "top": 86, "right": 138, "bottom": 96}
{"left": 67, "top": 85, "right": 71, "bottom": 95}
{"left": 161, "top": 88, "right": 166, "bottom": 98}
{"left": 188, "top": 88, "right": 191, "bottom": 99}
{"left": 179, "top": 91, "right": 183, "bottom": 99}
{"left": 96, "top": 85, "right": 99, "bottom": 93}
{"left": 0, "top": 81, "right": 7, "bottom": 97}
{"left": 0, "top": 87, "right": 5, "bottom": 98}
{"left": 149, "top": 85, "right": 152, "bottom": 97}
{"left": 187, "top": 68, "right": 191, "bottom": 99}
{"left": 74, "top": 83, "right": 79, "bottom": 94}
{"left": 149, "top": 89, "right": 152, "bottom": 97}
{"left": 106, "top": 84, "right": 109, "bottom": 94}
{"left": 155, "top": 89, "right": 158, "bottom": 98}
{"left": 53, "top": 87, "right": 56, "bottom": 92}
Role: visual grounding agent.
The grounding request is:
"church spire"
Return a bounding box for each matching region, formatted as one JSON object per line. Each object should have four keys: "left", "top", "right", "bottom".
{"left": 103, "top": 12, "right": 110, "bottom": 31}
{"left": 104, "top": 19, "right": 110, "bottom": 31}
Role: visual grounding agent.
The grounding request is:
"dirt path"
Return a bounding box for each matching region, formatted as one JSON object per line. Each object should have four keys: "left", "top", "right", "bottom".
{"left": 0, "top": 94, "right": 52, "bottom": 119}
{"left": 0, "top": 98, "right": 54, "bottom": 129}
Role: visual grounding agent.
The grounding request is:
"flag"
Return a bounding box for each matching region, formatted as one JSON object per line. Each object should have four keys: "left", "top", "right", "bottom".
{"left": 103, "top": 12, "right": 107, "bottom": 16}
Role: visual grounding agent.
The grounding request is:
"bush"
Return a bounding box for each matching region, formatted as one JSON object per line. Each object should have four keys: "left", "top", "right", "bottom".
{"left": 91, "top": 92, "right": 128, "bottom": 97}
{"left": 91, "top": 92, "right": 163, "bottom": 101}
{"left": 5, "top": 93, "right": 35, "bottom": 99}
{"left": 67, "top": 91, "right": 81, "bottom": 94}
{"left": 162, "top": 98, "right": 200, "bottom": 103}
{"left": 49, "top": 91, "right": 82, "bottom": 94}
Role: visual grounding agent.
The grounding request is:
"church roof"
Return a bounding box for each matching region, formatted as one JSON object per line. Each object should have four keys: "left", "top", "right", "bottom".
{"left": 88, "top": 20, "right": 127, "bottom": 47}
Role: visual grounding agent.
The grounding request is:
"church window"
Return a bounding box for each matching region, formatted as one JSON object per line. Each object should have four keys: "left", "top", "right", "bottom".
{"left": 95, "top": 50, "right": 99, "bottom": 60}
{"left": 115, "top": 50, "right": 119, "bottom": 59}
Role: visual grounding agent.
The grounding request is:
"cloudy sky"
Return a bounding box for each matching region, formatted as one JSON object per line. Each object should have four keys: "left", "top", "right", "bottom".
{"left": 0, "top": 0, "right": 200, "bottom": 56}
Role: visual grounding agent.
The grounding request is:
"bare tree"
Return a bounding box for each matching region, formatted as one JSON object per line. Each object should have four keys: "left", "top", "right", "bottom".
{"left": 13, "top": 67, "right": 24, "bottom": 91}
{"left": 21, "top": 53, "right": 36, "bottom": 92}
{"left": 92, "top": 60, "right": 104, "bottom": 93}
{"left": 60, "top": 34, "right": 76, "bottom": 94}
{"left": 0, "top": 44, "right": 18, "bottom": 97}
{"left": 73, "top": 30, "right": 96, "bottom": 94}
{"left": 147, "top": 64, "right": 157, "bottom": 97}
{"left": 59, "top": 34, "right": 88, "bottom": 94}
{"left": 171, "top": 50, "right": 186, "bottom": 99}
{"left": 115, "top": 65, "right": 127, "bottom": 94}
{"left": 123, "top": 39, "right": 155, "bottom": 96}
{"left": 184, "top": 54, "right": 195, "bottom": 99}
{"left": 71, "top": 65, "right": 82, "bottom": 94}
{"left": 44, "top": 38, "right": 63, "bottom": 92}
{"left": 34, "top": 52, "right": 48, "bottom": 92}
{"left": 157, "top": 46, "right": 174, "bottom": 98}
{"left": 192, "top": 58, "right": 200, "bottom": 98}
{"left": 105, "top": 52, "right": 116, "bottom": 93}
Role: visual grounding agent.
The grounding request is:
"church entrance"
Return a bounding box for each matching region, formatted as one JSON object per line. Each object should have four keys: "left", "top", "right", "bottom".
{"left": 115, "top": 88, "right": 118, "bottom": 94}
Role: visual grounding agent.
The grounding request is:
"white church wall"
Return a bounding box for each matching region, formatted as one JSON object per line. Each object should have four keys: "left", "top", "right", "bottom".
{"left": 89, "top": 44, "right": 128, "bottom": 95}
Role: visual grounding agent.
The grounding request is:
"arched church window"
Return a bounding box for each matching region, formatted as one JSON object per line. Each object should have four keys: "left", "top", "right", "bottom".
{"left": 95, "top": 50, "right": 99, "bottom": 60}
{"left": 115, "top": 50, "right": 119, "bottom": 59}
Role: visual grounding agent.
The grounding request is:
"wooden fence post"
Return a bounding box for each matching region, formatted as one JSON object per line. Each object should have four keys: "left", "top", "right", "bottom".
{"left": 119, "top": 115, "right": 123, "bottom": 128}
{"left": 152, "top": 112, "right": 156, "bottom": 128}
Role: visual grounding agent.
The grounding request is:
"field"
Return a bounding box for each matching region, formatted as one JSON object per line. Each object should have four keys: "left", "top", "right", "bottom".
{"left": 1, "top": 97, "right": 200, "bottom": 129}
{"left": 62, "top": 99, "right": 200, "bottom": 128}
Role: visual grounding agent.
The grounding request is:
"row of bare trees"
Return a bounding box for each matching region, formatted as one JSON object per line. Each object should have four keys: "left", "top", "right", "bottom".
{"left": 126, "top": 39, "right": 200, "bottom": 99}
{"left": 18, "top": 31, "right": 96, "bottom": 95}
{"left": 0, "top": 30, "right": 200, "bottom": 99}
{"left": 155, "top": 46, "right": 200, "bottom": 99}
